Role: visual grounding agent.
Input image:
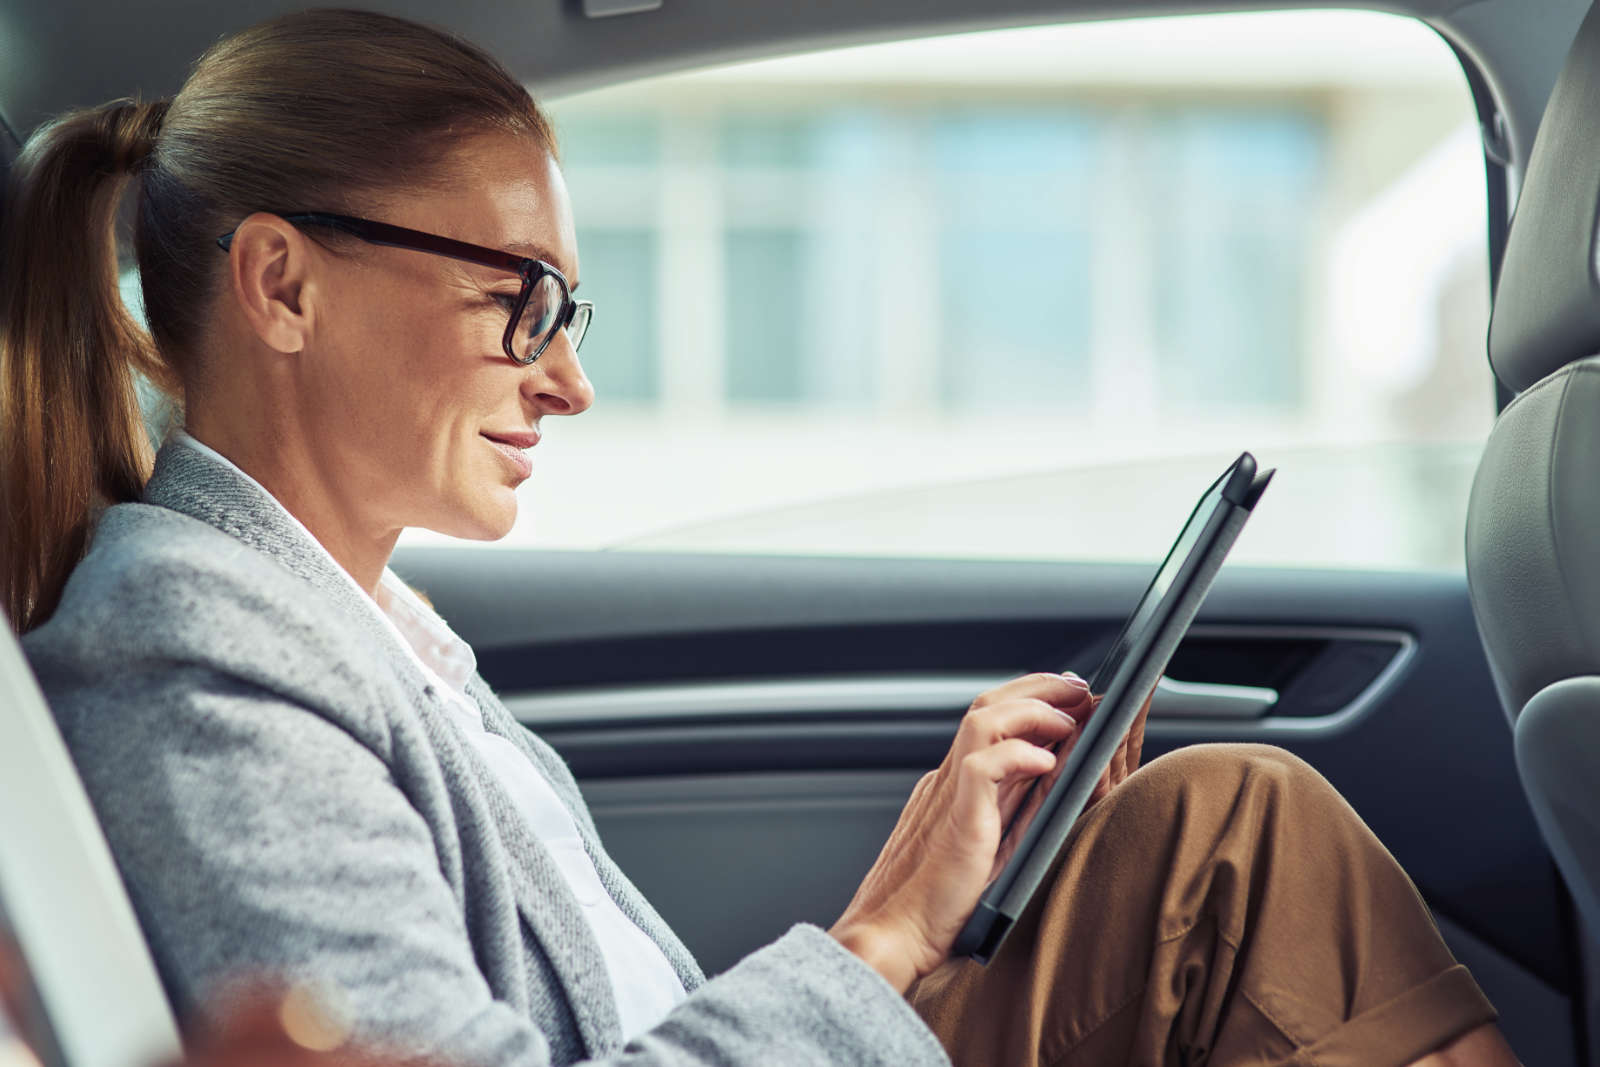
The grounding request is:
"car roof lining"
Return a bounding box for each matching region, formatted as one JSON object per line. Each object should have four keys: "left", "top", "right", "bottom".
{"left": 0, "top": 0, "right": 1585, "bottom": 209}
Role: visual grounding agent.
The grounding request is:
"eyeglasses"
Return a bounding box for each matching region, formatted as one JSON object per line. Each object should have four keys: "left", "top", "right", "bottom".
{"left": 216, "top": 212, "right": 592, "bottom": 365}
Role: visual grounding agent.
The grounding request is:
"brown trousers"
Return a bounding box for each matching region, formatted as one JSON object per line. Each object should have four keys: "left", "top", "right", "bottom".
{"left": 908, "top": 744, "right": 1497, "bottom": 1067}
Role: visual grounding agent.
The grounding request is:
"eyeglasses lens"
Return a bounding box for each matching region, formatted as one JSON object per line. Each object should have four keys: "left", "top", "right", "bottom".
{"left": 567, "top": 302, "right": 592, "bottom": 352}
{"left": 513, "top": 274, "right": 566, "bottom": 362}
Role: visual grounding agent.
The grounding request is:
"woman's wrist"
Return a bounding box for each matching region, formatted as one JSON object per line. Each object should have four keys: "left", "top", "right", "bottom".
{"left": 827, "top": 920, "right": 922, "bottom": 994}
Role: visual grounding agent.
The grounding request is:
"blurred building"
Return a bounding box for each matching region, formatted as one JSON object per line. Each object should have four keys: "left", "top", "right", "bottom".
{"left": 411, "top": 12, "right": 1495, "bottom": 567}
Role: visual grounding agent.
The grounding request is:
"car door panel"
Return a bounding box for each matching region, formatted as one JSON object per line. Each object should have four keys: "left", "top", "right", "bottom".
{"left": 394, "top": 546, "right": 1574, "bottom": 1063}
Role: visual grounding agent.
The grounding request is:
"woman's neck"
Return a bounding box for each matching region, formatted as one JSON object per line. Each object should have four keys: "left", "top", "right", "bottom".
{"left": 178, "top": 421, "right": 399, "bottom": 599}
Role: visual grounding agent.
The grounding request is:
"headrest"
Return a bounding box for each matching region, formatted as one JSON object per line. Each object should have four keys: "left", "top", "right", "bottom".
{"left": 1488, "top": 0, "right": 1600, "bottom": 394}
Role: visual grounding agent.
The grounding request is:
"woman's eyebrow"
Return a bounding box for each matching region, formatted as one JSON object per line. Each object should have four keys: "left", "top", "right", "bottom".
{"left": 505, "top": 240, "right": 552, "bottom": 258}
{"left": 502, "top": 240, "right": 578, "bottom": 291}
{"left": 505, "top": 239, "right": 562, "bottom": 266}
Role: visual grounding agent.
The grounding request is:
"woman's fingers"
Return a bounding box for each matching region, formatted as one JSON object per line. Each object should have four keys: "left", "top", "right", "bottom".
{"left": 826, "top": 671, "right": 1102, "bottom": 992}
{"left": 956, "top": 695, "right": 1081, "bottom": 758}
{"left": 952, "top": 737, "right": 1059, "bottom": 831}
{"left": 970, "top": 671, "right": 1093, "bottom": 714}
{"left": 996, "top": 729, "right": 1071, "bottom": 822}
{"left": 991, "top": 746, "right": 1072, "bottom": 873}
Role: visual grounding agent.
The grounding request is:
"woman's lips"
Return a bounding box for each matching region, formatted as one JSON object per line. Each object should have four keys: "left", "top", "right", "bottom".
{"left": 481, "top": 431, "right": 537, "bottom": 480}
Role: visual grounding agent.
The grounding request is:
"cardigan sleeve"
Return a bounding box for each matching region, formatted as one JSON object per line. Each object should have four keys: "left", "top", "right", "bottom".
{"left": 610, "top": 925, "right": 951, "bottom": 1066}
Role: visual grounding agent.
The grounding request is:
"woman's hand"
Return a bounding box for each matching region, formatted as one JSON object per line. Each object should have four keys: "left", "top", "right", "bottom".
{"left": 984, "top": 683, "right": 1154, "bottom": 870}
{"left": 827, "top": 671, "right": 1091, "bottom": 992}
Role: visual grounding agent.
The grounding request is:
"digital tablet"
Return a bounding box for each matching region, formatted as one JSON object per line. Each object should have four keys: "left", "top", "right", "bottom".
{"left": 951, "top": 451, "right": 1274, "bottom": 964}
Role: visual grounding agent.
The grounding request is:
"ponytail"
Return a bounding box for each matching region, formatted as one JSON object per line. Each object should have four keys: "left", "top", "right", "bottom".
{"left": 0, "top": 99, "right": 176, "bottom": 632}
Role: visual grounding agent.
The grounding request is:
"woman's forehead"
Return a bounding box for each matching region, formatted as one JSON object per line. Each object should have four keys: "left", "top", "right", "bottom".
{"left": 408, "top": 135, "right": 577, "bottom": 277}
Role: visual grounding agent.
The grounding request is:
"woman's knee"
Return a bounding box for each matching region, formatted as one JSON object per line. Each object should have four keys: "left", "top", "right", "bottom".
{"left": 1113, "top": 742, "right": 1335, "bottom": 817}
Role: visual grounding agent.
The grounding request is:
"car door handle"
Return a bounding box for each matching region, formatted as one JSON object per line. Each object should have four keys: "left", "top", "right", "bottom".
{"left": 1150, "top": 676, "right": 1278, "bottom": 719}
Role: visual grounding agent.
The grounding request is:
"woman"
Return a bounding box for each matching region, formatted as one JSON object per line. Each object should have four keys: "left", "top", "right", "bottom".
{"left": 1, "top": 10, "right": 1517, "bottom": 1066}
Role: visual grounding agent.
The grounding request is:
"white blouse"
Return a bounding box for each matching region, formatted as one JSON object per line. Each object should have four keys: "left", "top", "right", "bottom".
{"left": 172, "top": 432, "right": 687, "bottom": 1041}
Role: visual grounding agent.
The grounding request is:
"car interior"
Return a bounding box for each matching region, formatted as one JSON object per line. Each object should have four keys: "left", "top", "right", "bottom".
{"left": 3, "top": 0, "right": 1600, "bottom": 1065}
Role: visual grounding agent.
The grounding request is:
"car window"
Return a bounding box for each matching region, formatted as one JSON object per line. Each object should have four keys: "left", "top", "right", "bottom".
{"left": 423, "top": 12, "right": 1486, "bottom": 569}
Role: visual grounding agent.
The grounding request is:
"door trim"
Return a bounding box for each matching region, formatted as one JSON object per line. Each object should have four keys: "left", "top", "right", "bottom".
{"left": 507, "top": 625, "right": 1416, "bottom": 741}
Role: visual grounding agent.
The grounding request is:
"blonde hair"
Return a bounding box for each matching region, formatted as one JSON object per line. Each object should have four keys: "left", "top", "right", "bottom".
{"left": 0, "top": 9, "right": 556, "bottom": 632}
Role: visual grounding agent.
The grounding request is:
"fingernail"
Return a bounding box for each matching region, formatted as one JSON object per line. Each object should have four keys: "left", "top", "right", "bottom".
{"left": 1062, "top": 673, "right": 1090, "bottom": 691}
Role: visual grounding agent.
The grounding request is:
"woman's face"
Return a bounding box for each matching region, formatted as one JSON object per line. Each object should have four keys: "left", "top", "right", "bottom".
{"left": 300, "top": 131, "right": 592, "bottom": 543}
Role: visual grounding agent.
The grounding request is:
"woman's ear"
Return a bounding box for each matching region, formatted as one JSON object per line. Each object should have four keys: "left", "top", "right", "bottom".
{"left": 224, "top": 212, "right": 317, "bottom": 355}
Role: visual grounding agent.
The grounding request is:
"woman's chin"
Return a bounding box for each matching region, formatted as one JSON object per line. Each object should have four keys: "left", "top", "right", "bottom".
{"left": 465, "top": 510, "right": 518, "bottom": 543}
{"left": 422, "top": 496, "right": 519, "bottom": 543}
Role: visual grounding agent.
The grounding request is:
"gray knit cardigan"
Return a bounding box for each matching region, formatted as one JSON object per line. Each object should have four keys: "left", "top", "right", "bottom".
{"left": 23, "top": 440, "right": 950, "bottom": 1067}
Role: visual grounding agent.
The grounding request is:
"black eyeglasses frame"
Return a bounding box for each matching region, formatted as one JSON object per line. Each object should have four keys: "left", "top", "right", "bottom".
{"left": 215, "top": 211, "right": 591, "bottom": 365}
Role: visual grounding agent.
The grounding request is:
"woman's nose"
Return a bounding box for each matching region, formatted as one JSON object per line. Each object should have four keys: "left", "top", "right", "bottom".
{"left": 522, "top": 329, "right": 595, "bottom": 416}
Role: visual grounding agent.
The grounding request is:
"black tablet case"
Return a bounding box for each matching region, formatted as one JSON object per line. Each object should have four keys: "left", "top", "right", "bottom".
{"left": 952, "top": 452, "right": 1274, "bottom": 963}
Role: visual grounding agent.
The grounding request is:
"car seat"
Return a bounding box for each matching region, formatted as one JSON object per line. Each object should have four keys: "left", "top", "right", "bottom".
{"left": 0, "top": 622, "right": 181, "bottom": 1067}
{"left": 1467, "top": 0, "right": 1600, "bottom": 1047}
